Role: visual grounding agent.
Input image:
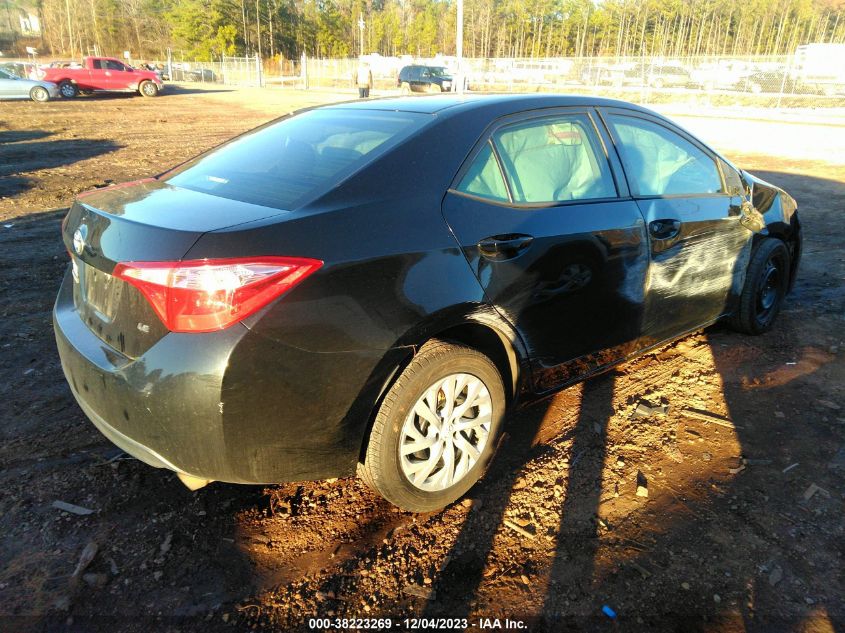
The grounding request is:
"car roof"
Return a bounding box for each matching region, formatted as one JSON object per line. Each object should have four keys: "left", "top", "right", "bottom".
{"left": 324, "top": 93, "right": 660, "bottom": 116}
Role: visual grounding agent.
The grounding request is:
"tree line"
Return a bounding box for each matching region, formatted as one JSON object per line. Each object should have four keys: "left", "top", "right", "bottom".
{"left": 28, "top": 0, "right": 845, "bottom": 62}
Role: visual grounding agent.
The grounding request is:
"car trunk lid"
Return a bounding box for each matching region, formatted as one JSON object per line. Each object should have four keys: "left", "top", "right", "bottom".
{"left": 62, "top": 179, "right": 288, "bottom": 357}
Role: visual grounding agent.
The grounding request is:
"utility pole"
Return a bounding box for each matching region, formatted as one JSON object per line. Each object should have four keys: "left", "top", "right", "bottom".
{"left": 255, "top": 0, "right": 261, "bottom": 59}
{"left": 456, "top": 0, "right": 464, "bottom": 93}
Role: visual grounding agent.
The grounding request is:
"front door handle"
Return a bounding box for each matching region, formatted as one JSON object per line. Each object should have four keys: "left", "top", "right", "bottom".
{"left": 478, "top": 234, "right": 534, "bottom": 260}
{"left": 649, "top": 219, "right": 682, "bottom": 240}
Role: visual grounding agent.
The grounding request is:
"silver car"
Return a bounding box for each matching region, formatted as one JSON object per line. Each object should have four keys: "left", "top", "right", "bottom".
{"left": 0, "top": 68, "right": 59, "bottom": 102}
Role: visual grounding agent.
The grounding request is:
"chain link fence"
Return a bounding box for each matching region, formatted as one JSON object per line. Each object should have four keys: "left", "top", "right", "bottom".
{"left": 295, "top": 51, "right": 845, "bottom": 110}
{"left": 7, "top": 49, "right": 844, "bottom": 110}
{"left": 157, "top": 56, "right": 265, "bottom": 86}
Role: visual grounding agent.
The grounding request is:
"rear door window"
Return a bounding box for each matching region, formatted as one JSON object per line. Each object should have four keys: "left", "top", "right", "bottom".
{"left": 607, "top": 114, "right": 722, "bottom": 196}
{"left": 165, "top": 109, "right": 430, "bottom": 210}
{"left": 491, "top": 114, "right": 617, "bottom": 203}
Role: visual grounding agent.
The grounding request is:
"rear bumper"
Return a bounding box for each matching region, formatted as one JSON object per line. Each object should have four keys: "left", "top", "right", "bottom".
{"left": 54, "top": 268, "right": 387, "bottom": 484}
{"left": 69, "top": 382, "right": 184, "bottom": 472}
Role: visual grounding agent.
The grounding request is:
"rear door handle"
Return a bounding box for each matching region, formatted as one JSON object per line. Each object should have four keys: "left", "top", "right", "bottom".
{"left": 649, "top": 219, "right": 682, "bottom": 240}
{"left": 478, "top": 234, "right": 534, "bottom": 260}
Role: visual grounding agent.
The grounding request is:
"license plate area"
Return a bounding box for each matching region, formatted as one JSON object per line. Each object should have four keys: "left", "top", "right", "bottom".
{"left": 74, "top": 256, "right": 122, "bottom": 322}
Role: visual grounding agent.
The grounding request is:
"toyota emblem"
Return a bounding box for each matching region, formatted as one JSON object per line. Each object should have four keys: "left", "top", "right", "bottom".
{"left": 72, "top": 226, "right": 87, "bottom": 256}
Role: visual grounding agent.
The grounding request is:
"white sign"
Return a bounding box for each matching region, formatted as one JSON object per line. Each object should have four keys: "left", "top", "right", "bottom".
{"left": 26, "top": 46, "right": 37, "bottom": 55}
{"left": 123, "top": 51, "right": 131, "bottom": 59}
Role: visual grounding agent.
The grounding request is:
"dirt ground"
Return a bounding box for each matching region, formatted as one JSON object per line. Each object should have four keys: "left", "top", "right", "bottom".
{"left": 1, "top": 86, "right": 844, "bottom": 633}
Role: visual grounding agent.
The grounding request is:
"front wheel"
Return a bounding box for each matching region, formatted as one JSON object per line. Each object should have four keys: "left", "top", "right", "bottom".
{"left": 139, "top": 81, "right": 159, "bottom": 97}
{"left": 730, "top": 238, "right": 791, "bottom": 335}
{"left": 29, "top": 86, "right": 50, "bottom": 102}
{"left": 58, "top": 81, "right": 78, "bottom": 98}
{"left": 358, "top": 339, "right": 506, "bottom": 512}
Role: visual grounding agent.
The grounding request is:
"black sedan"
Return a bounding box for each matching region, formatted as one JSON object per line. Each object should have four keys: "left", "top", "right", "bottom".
{"left": 54, "top": 95, "right": 801, "bottom": 512}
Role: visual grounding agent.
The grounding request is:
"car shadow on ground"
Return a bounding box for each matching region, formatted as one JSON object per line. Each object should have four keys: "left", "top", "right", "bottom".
{"left": 417, "top": 325, "right": 842, "bottom": 631}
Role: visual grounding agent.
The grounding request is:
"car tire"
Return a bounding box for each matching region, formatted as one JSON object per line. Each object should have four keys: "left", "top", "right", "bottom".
{"left": 139, "top": 81, "right": 159, "bottom": 97}
{"left": 730, "top": 238, "right": 791, "bottom": 335}
{"left": 29, "top": 86, "right": 50, "bottom": 102}
{"left": 58, "top": 81, "right": 78, "bottom": 98}
{"left": 400, "top": 82, "right": 411, "bottom": 95}
{"left": 358, "top": 339, "right": 506, "bottom": 512}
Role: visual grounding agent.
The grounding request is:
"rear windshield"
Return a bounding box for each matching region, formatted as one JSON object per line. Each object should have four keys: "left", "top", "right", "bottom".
{"left": 165, "top": 109, "right": 430, "bottom": 210}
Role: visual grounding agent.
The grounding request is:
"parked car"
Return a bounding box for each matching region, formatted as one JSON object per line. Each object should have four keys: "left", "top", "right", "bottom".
{"left": 736, "top": 70, "right": 795, "bottom": 94}
{"left": 45, "top": 60, "right": 83, "bottom": 69}
{"left": 0, "top": 61, "right": 39, "bottom": 80}
{"left": 580, "top": 65, "right": 625, "bottom": 86}
{"left": 54, "top": 95, "right": 801, "bottom": 512}
{"left": 646, "top": 65, "right": 692, "bottom": 89}
{"left": 0, "top": 68, "right": 59, "bottom": 101}
{"left": 39, "top": 56, "right": 163, "bottom": 97}
{"left": 168, "top": 63, "right": 215, "bottom": 82}
{"left": 398, "top": 65, "right": 453, "bottom": 93}
{"left": 188, "top": 67, "right": 217, "bottom": 82}
{"left": 690, "top": 61, "right": 757, "bottom": 91}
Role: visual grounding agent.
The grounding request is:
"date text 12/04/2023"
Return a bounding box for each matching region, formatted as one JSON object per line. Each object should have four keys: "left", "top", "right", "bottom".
{"left": 307, "top": 617, "right": 528, "bottom": 630}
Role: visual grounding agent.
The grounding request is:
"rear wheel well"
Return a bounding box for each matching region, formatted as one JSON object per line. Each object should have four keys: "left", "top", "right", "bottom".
{"left": 433, "top": 323, "right": 516, "bottom": 402}
{"left": 356, "top": 322, "right": 519, "bottom": 464}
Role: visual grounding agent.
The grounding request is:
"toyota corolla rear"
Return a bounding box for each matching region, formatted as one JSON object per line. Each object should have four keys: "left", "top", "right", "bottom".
{"left": 53, "top": 106, "right": 437, "bottom": 487}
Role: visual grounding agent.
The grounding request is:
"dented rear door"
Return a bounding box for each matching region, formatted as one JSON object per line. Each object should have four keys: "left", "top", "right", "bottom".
{"left": 600, "top": 109, "right": 753, "bottom": 347}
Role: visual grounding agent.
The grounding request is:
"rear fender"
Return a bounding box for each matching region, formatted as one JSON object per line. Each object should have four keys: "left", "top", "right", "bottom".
{"left": 349, "top": 303, "right": 531, "bottom": 463}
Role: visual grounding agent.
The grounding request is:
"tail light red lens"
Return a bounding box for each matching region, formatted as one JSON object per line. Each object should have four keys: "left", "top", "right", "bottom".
{"left": 113, "top": 257, "right": 322, "bottom": 333}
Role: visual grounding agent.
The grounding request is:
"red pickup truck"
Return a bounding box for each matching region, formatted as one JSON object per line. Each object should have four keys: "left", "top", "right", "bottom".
{"left": 40, "top": 56, "right": 164, "bottom": 98}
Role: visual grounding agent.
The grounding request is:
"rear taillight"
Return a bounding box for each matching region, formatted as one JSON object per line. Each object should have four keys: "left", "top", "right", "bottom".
{"left": 113, "top": 257, "right": 322, "bottom": 333}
